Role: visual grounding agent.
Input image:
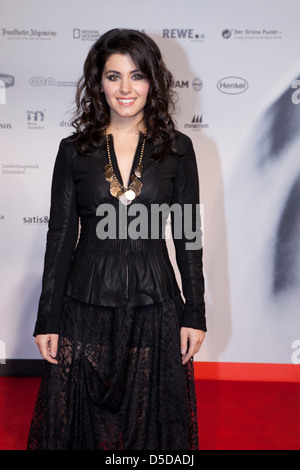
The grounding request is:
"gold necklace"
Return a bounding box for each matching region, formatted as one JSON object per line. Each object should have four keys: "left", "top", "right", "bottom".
{"left": 105, "top": 127, "right": 147, "bottom": 205}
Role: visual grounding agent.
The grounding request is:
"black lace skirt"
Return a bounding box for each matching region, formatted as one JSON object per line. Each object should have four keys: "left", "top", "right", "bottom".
{"left": 27, "top": 294, "right": 199, "bottom": 450}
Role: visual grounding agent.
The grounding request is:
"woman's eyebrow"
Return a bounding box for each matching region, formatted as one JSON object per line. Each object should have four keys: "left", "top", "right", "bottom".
{"left": 104, "top": 69, "right": 141, "bottom": 75}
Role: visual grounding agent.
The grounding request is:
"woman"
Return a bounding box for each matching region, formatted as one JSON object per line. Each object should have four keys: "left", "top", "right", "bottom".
{"left": 27, "top": 28, "right": 206, "bottom": 450}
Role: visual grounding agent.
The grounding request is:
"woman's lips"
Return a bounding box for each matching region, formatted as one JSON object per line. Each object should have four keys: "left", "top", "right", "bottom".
{"left": 116, "top": 98, "right": 136, "bottom": 106}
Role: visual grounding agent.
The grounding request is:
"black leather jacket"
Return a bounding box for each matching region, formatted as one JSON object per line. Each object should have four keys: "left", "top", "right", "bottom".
{"left": 33, "top": 131, "right": 206, "bottom": 336}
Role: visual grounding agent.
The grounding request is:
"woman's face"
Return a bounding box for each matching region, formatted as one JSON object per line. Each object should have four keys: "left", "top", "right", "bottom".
{"left": 101, "top": 53, "right": 150, "bottom": 125}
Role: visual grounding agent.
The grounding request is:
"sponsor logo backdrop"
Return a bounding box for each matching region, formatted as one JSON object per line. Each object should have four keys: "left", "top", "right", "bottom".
{"left": 1, "top": 0, "right": 300, "bottom": 366}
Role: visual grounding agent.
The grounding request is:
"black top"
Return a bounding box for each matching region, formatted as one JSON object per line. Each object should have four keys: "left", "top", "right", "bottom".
{"left": 33, "top": 131, "right": 206, "bottom": 336}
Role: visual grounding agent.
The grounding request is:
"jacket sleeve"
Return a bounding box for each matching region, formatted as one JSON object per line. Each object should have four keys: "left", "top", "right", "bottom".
{"left": 170, "top": 134, "right": 206, "bottom": 331}
{"left": 33, "top": 139, "right": 79, "bottom": 336}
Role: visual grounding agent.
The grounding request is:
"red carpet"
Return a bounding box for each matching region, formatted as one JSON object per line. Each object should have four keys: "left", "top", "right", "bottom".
{"left": 0, "top": 377, "right": 299, "bottom": 450}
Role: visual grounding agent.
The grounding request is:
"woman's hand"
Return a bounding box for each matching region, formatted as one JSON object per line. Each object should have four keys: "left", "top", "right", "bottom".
{"left": 35, "top": 334, "right": 59, "bottom": 364}
{"left": 180, "top": 327, "right": 206, "bottom": 365}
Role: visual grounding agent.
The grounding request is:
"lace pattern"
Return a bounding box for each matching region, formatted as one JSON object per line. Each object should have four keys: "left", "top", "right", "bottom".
{"left": 28, "top": 295, "right": 199, "bottom": 450}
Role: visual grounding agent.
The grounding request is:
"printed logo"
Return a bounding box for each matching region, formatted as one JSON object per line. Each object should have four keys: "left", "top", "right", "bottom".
{"left": 29, "top": 77, "right": 56, "bottom": 86}
{"left": 73, "top": 28, "right": 144, "bottom": 42}
{"left": 174, "top": 80, "right": 189, "bottom": 89}
{"left": 2, "top": 163, "right": 39, "bottom": 175}
{"left": 60, "top": 120, "right": 72, "bottom": 128}
{"left": 73, "top": 28, "right": 101, "bottom": 41}
{"left": 26, "top": 110, "right": 45, "bottom": 129}
{"left": 162, "top": 29, "right": 205, "bottom": 43}
{"left": 23, "top": 216, "right": 49, "bottom": 224}
{"left": 29, "top": 77, "right": 77, "bottom": 87}
{"left": 0, "top": 73, "right": 15, "bottom": 88}
{"left": 192, "top": 77, "right": 203, "bottom": 92}
{"left": 173, "top": 77, "right": 203, "bottom": 91}
{"left": 0, "top": 80, "right": 5, "bottom": 104}
{"left": 0, "top": 74, "right": 14, "bottom": 104}
{"left": 222, "top": 29, "right": 232, "bottom": 39}
{"left": 184, "top": 115, "right": 209, "bottom": 131}
{"left": 217, "top": 77, "right": 249, "bottom": 95}
{"left": 221, "top": 28, "right": 283, "bottom": 40}
{"left": 2, "top": 28, "right": 57, "bottom": 40}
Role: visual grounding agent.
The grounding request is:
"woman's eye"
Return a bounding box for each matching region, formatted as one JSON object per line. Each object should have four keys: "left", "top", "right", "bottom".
{"left": 107, "top": 74, "right": 120, "bottom": 81}
{"left": 105, "top": 73, "right": 146, "bottom": 81}
{"left": 132, "top": 73, "right": 145, "bottom": 80}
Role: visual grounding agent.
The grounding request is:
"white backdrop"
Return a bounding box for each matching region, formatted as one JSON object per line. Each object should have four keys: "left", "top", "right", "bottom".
{"left": 1, "top": 0, "right": 300, "bottom": 366}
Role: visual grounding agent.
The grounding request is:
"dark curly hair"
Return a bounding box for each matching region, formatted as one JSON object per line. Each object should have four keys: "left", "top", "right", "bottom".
{"left": 70, "top": 28, "right": 179, "bottom": 160}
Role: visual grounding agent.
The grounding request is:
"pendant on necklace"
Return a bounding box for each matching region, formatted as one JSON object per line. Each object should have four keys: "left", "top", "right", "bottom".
{"left": 134, "top": 164, "right": 143, "bottom": 178}
{"left": 124, "top": 189, "right": 136, "bottom": 201}
{"left": 105, "top": 127, "right": 147, "bottom": 205}
{"left": 119, "top": 193, "right": 132, "bottom": 205}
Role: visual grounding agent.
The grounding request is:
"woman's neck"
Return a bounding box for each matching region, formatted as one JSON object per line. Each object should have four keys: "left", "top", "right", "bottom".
{"left": 107, "top": 116, "right": 146, "bottom": 136}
